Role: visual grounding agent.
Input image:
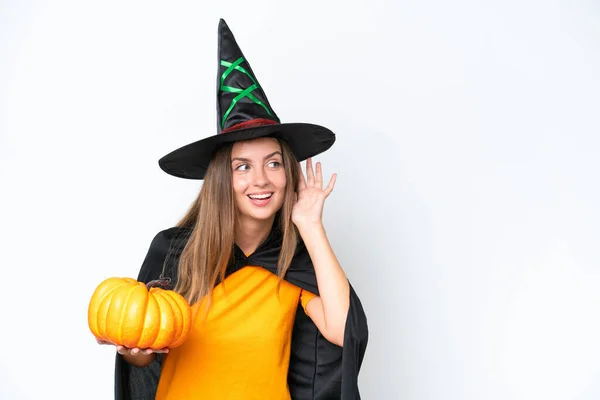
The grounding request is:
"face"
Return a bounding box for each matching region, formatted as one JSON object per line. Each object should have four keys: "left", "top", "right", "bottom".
{"left": 231, "top": 137, "right": 287, "bottom": 224}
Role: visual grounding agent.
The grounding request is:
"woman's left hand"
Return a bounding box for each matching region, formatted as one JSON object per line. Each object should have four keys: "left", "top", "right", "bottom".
{"left": 292, "top": 158, "right": 336, "bottom": 229}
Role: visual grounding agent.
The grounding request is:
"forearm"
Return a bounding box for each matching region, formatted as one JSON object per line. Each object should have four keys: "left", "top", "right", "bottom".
{"left": 299, "top": 223, "right": 350, "bottom": 341}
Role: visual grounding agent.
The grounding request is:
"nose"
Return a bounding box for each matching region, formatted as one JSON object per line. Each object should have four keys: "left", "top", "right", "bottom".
{"left": 252, "top": 166, "right": 269, "bottom": 187}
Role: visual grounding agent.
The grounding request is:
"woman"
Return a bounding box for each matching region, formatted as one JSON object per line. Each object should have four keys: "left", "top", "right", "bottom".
{"left": 107, "top": 19, "right": 368, "bottom": 399}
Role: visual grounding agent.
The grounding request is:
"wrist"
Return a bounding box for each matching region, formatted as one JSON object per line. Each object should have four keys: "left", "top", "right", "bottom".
{"left": 296, "top": 221, "right": 325, "bottom": 234}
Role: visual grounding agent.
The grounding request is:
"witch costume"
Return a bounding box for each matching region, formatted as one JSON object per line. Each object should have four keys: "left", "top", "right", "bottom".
{"left": 114, "top": 19, "right": 368, "bottom": 399}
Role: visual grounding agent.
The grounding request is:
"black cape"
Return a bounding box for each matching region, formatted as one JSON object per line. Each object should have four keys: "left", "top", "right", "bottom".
{"left": 114, "top": 225, "right": 368, "bottom": 399}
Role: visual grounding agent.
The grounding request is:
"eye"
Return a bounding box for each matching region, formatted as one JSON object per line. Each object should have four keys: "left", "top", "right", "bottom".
{"left": 235, "top": 163, "right": 249, "bottom": 171}
{"left": 267, "top": 161, "right": 281, "bottom": 168}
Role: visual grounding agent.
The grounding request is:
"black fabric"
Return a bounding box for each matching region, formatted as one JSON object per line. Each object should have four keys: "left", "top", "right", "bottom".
{"left": 114, "top": 226, "right": 368, "bottom": 399}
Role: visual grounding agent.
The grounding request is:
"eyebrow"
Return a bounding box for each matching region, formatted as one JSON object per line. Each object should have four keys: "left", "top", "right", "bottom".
{"left": 231, "top": 151, "right": 282, "bottom": 163}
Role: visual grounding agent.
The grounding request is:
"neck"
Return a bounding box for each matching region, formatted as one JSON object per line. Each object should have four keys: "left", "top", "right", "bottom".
{"left": 235, "top": 215, "right": 276, "bottom": 256}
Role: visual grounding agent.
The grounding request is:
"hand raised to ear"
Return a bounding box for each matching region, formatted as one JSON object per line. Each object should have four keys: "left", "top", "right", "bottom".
{"left": 292, "top": 158, "right": 336, "bottom": 229}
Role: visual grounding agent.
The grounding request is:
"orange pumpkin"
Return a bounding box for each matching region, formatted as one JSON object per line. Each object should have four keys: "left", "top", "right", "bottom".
{"left": 88, "top": 277, "right": 192, "bottom": 349}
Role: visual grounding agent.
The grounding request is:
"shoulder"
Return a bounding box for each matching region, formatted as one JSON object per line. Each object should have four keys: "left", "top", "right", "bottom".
{"left": 147, "top": 226, "right": 193, "bottom": 261}
{"left": 300, "top": 288, "right": 318, "bottom": 313}
{"left": 137, "top": 226, "right": 193, "bottom": 282}
{"left": 150, "top": 226, "right": 192, "bottom": 247}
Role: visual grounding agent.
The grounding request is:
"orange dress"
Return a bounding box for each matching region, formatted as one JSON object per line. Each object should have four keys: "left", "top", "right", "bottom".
{"left": 155, "top": 266, "right": 317, "bottom": 400}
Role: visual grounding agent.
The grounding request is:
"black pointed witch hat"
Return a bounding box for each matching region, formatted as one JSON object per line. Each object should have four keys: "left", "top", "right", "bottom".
{"left": 158, "top": 19, "right": 336, "bottom": 180}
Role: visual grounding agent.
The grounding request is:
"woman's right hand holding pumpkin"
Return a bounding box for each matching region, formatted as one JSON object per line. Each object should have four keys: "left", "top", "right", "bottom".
{"left": 96, "top": 338, "right": 169, "bottom": 367}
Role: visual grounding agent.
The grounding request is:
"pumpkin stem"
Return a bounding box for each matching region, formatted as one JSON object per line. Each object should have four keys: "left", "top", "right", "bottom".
{"left": 146, "top": 276, "right": 172, "bottom": 290}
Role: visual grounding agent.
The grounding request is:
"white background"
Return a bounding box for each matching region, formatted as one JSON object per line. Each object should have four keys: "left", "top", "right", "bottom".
{"left": 1, "top": 0, "right": 599, "bottom": 399}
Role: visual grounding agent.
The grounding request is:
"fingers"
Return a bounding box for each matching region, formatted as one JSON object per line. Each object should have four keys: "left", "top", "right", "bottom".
{"left": 116, "top": 346, "right": 142, "bottom": 355}
{"left": 301, "top": 158, "right": 325, "bottom": 188}
{"left": 323, "top": 173, "right": 337, "bottom": 197}
{"left": 114, "top": 345, "right": 169, "bottom": 355}
{"left": 315, "top": 161, "right": 323, "bottom": 188}
{"left": 306, "top": 158, "right": 315, "bottom": 186}
{"left": 142, "top": 348, "right": 169, "bottom": 354}
{"left": 298, "top": 158, "right": 336, "bottom": 195}
{"left": 297, "top": 162, "right": 307, "bottom": 190}
{"left": 142, "top": 348, "right": 168, "bottom": 354}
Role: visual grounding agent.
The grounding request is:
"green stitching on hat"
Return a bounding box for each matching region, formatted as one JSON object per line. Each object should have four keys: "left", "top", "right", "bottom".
{"left": 221, "top": 57, "right": 256, "bottom": 86}
{"left": 220, "top": 57, "right": 273, "bottom": 128}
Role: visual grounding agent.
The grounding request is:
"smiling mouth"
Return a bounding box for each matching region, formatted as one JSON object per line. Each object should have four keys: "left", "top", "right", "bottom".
{"left": 248, "top": 193, "right": 273, "bottom": 200}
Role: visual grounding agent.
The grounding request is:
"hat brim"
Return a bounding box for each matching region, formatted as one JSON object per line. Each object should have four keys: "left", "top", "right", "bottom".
{"left": 158, "top": 123, "right": 335, "bottom": 179}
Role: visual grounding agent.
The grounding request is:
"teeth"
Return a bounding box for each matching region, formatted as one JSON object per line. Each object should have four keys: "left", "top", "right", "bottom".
{"left": 248, "top": 193, "right": 272, "bottom": 199}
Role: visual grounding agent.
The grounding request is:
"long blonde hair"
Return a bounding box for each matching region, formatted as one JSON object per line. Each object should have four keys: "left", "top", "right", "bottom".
{"left": 173, "top": 137, "right": 300, "bottom": 307}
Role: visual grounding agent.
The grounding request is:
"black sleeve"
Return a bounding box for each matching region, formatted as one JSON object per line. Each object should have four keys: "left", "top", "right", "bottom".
{"left": 282, "top": 239, "right": 369, "bottom": 399}
{"left": 288, "top": 283, "right": 369, "bottom": 400}
{"left": 340, "top": 284, "right": 369, "bottom": 399}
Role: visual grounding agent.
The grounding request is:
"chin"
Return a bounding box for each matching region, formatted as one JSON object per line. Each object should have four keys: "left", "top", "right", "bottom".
{"left": 245, "top": 208, "right": 279, "bottom": 221}
{"left": 237, "top": 195, "right": 284, "bottom": 222}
